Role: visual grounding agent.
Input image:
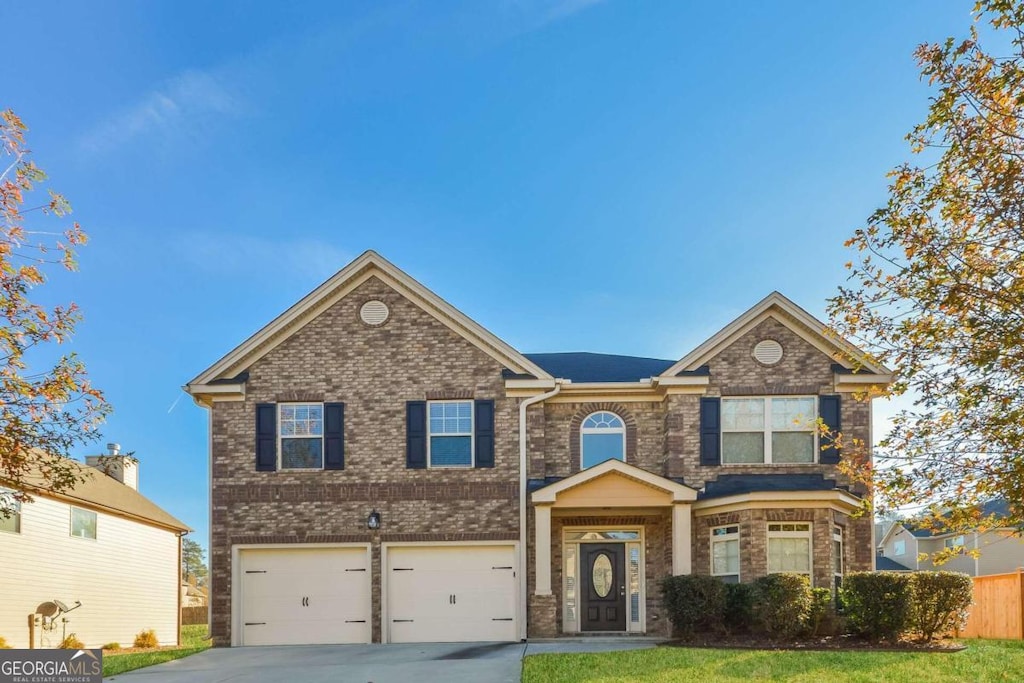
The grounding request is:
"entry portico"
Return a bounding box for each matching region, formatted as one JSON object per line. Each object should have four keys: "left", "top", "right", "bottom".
{"left": 530, "top": 460, "right": 698, "bottom": 635}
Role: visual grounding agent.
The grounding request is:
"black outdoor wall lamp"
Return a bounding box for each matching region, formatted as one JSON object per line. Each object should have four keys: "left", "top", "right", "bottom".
{"left": 367, "top": 510, "right": 381, "bottom": 530}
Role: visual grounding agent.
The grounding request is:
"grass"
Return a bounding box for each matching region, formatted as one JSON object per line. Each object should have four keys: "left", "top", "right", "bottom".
{"left": 102, "top": 624, "right": 211, "bottom": 677}
{"left": 522, "top": 639, "right": 1024, "bottom": 683}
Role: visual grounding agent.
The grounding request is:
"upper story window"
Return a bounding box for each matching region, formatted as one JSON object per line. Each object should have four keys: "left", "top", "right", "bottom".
{"left": 279, "top": 403, "right": 324, "bottom": 469}
{"left": 944, "top": 535, "right": 966, "bottom": 552}
{"left": 833, "top": 525, "right": 844, "bottom": 592}
{"left": 711, "top": 525, "right": 740, "bottom": 583}
{"left": 0, "top": 488, "right": 20, "bottom": 534}
{"left": 721, "top": 397, "right": 816, "bottom": 465}
{"left": 767, "top": 522, "right": 812, "bottom": 578}
{"left": 580, "top": 411, "right": 625, "bottom": 469}
{"left": 71, "top": 507, "right": 97, "bottom": 540}
{"left": 429, "top": 400, "right": 474, "bottom": 467}
{"left": 893, "top": 539, "right": 906, "bottom": 556}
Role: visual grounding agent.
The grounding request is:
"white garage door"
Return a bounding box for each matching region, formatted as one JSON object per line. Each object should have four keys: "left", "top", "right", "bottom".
{"left": 386, "top": 545, "right": 517, "bottom": 643}
{"left": 239, "top": 546, "right": 371, "bottom": 646}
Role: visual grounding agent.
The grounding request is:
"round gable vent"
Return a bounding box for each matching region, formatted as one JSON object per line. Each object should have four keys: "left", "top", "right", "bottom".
{"left": 360, "top": 300, "right": 390, "bottom": 326}
{"left": 753, "top": 339, "right": 783, "bottom": 365}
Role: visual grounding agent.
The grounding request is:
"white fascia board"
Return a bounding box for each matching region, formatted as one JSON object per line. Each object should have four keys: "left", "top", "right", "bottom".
{"left": 652, "top": 376, "right": 710, "bottom": 387}
{"left": 834, "top": 372, "right": 893, "bottom": 392}
{"left": 504, "top": 378, "right": 559, "bottom": 391}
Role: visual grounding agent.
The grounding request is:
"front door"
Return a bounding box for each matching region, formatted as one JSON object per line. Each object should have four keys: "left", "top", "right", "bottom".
{"left": 580, "top": 543, "right": 626, "bottom": 631}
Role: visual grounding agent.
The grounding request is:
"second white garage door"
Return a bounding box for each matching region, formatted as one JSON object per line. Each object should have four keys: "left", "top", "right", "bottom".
{"left": 239, "top": 546, "right": 371, "bottom": 646}
{"left": 386, "top": 545, "right": 517, "bottom": 643}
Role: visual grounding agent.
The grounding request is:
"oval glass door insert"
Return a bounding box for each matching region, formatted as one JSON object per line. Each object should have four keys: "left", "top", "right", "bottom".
{"left": 592, "top": 553, "right": 614, "bottom": 597}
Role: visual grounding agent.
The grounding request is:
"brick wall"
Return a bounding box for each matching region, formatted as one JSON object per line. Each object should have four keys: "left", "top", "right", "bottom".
{"left": 209, "top": 275, "right": 519, "bottom": 645}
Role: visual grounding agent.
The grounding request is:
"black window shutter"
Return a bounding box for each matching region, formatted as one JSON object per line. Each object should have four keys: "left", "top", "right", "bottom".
{"left": 474, "top": 399, "right": 495, "bottom": 468}
{"left": 324, "top": 402, "right": 345, "bottom": 470}
{"left": 700, "top": 397, "right": 721, "bottom": 466}
{"left": 819, "top": 395, "right": 842, "bottom": 464}
{"left": 406, "top": 401, "right": 427, "bottom": 469}
{"left": 256, "top": 403, "right": 277, "bottom": 472}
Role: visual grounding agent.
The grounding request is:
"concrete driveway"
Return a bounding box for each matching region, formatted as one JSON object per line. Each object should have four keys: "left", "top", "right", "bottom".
{"left": 105, "top": 640, "right": 660, "bottom": 683}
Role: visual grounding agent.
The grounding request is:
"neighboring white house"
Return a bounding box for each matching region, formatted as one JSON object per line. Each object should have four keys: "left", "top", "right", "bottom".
{"left": 876, "top": 500, "right": 1024, "bottom": 576}
{"left": 0, "top": 446, "right": 189, "bottom": 649}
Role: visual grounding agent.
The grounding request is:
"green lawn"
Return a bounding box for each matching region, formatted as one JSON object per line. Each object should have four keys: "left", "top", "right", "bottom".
{"left": 522, "top": 640, "right": 1024, "bottom": 683}
{"left": 102, "top": 624, "right": 211, "bottom": 678}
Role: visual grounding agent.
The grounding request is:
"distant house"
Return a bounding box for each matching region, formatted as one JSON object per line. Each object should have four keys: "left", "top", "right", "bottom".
{"left": 876, "top": 500, "right": 1024, "bottom": 576}
{"left": 0, "top": 445, "right": 190, "bottom": 649}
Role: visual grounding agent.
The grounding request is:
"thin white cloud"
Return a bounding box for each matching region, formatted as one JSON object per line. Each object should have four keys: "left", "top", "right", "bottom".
{"left": 501, "top": 0, "right": 607, "bottom": 32}
{"left": 179, "top": 233, "right": 351, "bottom": 282}
{"left": 79, "top": 70, "right": 240, "bottom": 153}
{"left": 542, "top": 0, "right": 605, "bottom": 24}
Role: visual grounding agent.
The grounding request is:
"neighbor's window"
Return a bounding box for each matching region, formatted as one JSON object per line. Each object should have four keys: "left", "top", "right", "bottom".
{"left": 70, "top": 507, "right": 97, "bottom": 539}
{"left": 944, "top": 535, "right": 966, "bottom": 552}
{"left": 893, "top": 539, "right": 906, "bottom": 556}
{"left": 279, "top": 403, "right": 324, "bottom": 469}
{"left": 768, "top": 522, "right": 812, "bottom": 577}
{"left": 429, "top": 400, "right": 473, "bottom": 467}
{"left": 0, "top": 488, "right": 20, "bottom": 534}
{"left": 721, "top": 397, "right": 816, "bottom": 464}
{"left": 832, "top": 525, "right": 844, "bottom": 593}
{"left": 580, "top": 411, "right": 626, "bottom": 469}
{"left": 711, "top": 525, "right": 740, "bottom": 583}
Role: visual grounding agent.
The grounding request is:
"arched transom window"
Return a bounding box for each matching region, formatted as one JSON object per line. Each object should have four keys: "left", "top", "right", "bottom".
{"left": 581, "top": 411, "right": 626, "bottom": 469}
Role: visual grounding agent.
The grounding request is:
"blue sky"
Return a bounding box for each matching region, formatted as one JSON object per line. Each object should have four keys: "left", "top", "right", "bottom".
{"left": 4, "top": 1, "right": 976, "bottom": 550}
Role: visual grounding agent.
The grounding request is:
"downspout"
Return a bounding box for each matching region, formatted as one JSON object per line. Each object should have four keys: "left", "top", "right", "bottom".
{"left": 518, "top": 380, "right": 562, "bottom": 641}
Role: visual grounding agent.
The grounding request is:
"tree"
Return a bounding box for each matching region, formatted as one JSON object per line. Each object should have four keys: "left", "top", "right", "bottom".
{"left": 828, "top": 1, "right": 1024, "bottom": 544}
{"left": 0, "top": 109, "right": 109, "bottom": 516}
{"left": 181, "top": 538, "right": 208, "bottom": 587}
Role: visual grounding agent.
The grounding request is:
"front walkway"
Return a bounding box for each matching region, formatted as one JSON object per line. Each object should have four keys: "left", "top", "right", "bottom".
{"left": 105, "top": 639, "right": 662, "bottom": 683}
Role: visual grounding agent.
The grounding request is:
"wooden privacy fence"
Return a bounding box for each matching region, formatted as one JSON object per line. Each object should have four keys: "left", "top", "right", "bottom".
{"left": 181, "top": 605, "right": 208, "bottom": 626}
{"left": 960, "top": 568, "right": 1024, "bottom": 639}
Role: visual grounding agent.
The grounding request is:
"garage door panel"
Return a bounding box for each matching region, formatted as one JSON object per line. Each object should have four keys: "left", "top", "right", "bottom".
{"left": 387, "top": 545, "right": 517, "bottom": 643}
{"left": 240, "top": 547, "right": 370, "bottom": 646}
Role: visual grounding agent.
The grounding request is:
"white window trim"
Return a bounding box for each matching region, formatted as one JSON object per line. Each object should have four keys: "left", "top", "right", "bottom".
{"left": 70, "top": 506, "right": 97, "bottom": 540}
{"left": 561, "top": 525, "right": 646, "bottom": 634}
{"left": 833, "top": 525, "right": 844, "bottom": 582}
{"left": 710, "top": 524, "right": 740, "bottom": 581}
{"left": 767, "top": 522, "right": 813, "bottom": 582}
{"left": 0, "top": 488, "right": 20, "bottom": 534}
{"left": 721, "top": 396, "right": 818, "bottom": 466}
{"left": 579, "top": 411, "right": 627, "bottom": 470}
{"left": 278, "top": 402, "right": 325, "bottom": 471}
{"left": 427, "top": 399, "right": 475, "bottom": 468}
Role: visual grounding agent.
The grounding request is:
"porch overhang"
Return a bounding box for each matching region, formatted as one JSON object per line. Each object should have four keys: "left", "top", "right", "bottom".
{"left": 531, "top": 461, "right": 699, "bottom": 595}
{"left": 692, "top": 488, "right": 865, "bottom": 516}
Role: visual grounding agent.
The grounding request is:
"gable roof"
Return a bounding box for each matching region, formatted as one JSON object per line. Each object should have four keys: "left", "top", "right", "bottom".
{"left": 9, "top": 457, "right": 189, "bottom": 533}
{"left": 893, "top": 499, "right": 1015, "bottom": 540}
{"left": 186, "top": 251, "right": 551, "bottom": 392}
{"left": 525, "top": 352, "right": 676, "bottom": 382}
{"left": 660, "top": 291, "right": 890, "bottom": 377}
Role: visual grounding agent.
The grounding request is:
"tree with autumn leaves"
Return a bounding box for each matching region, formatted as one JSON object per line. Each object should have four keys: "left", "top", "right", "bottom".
{"left": 0, "top": 109, "right": 108, "bottom": 517}
{"left": 829, "top": 1, "right": 1024, "bottom": 542}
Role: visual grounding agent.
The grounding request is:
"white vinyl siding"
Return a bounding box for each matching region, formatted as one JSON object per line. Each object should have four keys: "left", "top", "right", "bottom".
{"left": 0, "top": 495, "right": 180, "bottom": 649}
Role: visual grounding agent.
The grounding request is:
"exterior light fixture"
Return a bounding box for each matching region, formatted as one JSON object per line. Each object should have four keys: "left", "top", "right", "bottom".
{"left": 367, "top": 510, "right": 381, "bottom": 530}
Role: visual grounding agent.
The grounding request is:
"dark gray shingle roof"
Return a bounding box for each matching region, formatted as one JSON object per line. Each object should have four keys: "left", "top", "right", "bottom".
{"left": 524, "top": 352, "right": 676, "bottom": 383}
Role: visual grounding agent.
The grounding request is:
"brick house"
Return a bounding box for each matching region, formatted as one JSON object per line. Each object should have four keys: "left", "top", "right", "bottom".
{"left": 185, "top": 250, "right": 889, "bottom": 646}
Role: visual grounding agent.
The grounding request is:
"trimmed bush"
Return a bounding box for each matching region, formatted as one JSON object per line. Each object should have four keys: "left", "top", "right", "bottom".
{"left": 102, "top": 642, "right": 121, "bottom": 651}
{"left": 58, "top": 634, "right": 85, "bottom": 649}
{"left": 723, "top": 582, "right": 754, "bottom": 634}
{"left": 805, "top": 587, "right": 838, "bottom": 637}
{"left": 661, "top": 574, "right": 727, "bottom": 637}
{"left": 911, "top": 571, "right": 973, "bottom": 642}
{"left": 133, "top": 629, "right": 159, "bottom": 648}
{"left": 841, "top": 571, "right": 914, "bottom": 641}
{"left": 750, "top": 573, "right": 812, "bottom": 640}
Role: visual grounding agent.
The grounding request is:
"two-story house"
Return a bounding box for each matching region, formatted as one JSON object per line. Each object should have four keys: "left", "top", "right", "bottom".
{"left": 185, "top": 251, "right": 888, "bottom": 646}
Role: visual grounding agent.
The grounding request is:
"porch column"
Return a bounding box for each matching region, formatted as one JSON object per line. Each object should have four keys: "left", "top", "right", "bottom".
{"left": 535, "top": 504, "right": 552, "bottom": 595}
{"left": 672, "top": 503, "right": 692, "bottom": 575}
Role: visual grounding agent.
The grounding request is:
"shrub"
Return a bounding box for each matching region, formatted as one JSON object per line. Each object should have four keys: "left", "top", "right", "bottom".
{"left": 911, "top": 571, "right": 973, "bottom": 642}
{"left": 133, "top": 629, "right": 159, "bottom": 648}
{"left": 723, "top": 582, "right": 754, "bottom": 634}
{"left": 58, "top": 634, "right": 85, "bottom": 649}
{"left": 805, "top": 587, "right": 839, "bottom": 637}
{"left": 102, "top": 642, "right": 121, "bottom": 651}
{"left": 0, "top": 636, "right": 10, "bottom": 649}
{"left": 841, "top": 571, "right": 914, "bottom": 641}
{"left": 750, "top": 573, "right": 812, "bottom": 640}
{"left": 660, "top": 574, "right": 727, "bottom": 637}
